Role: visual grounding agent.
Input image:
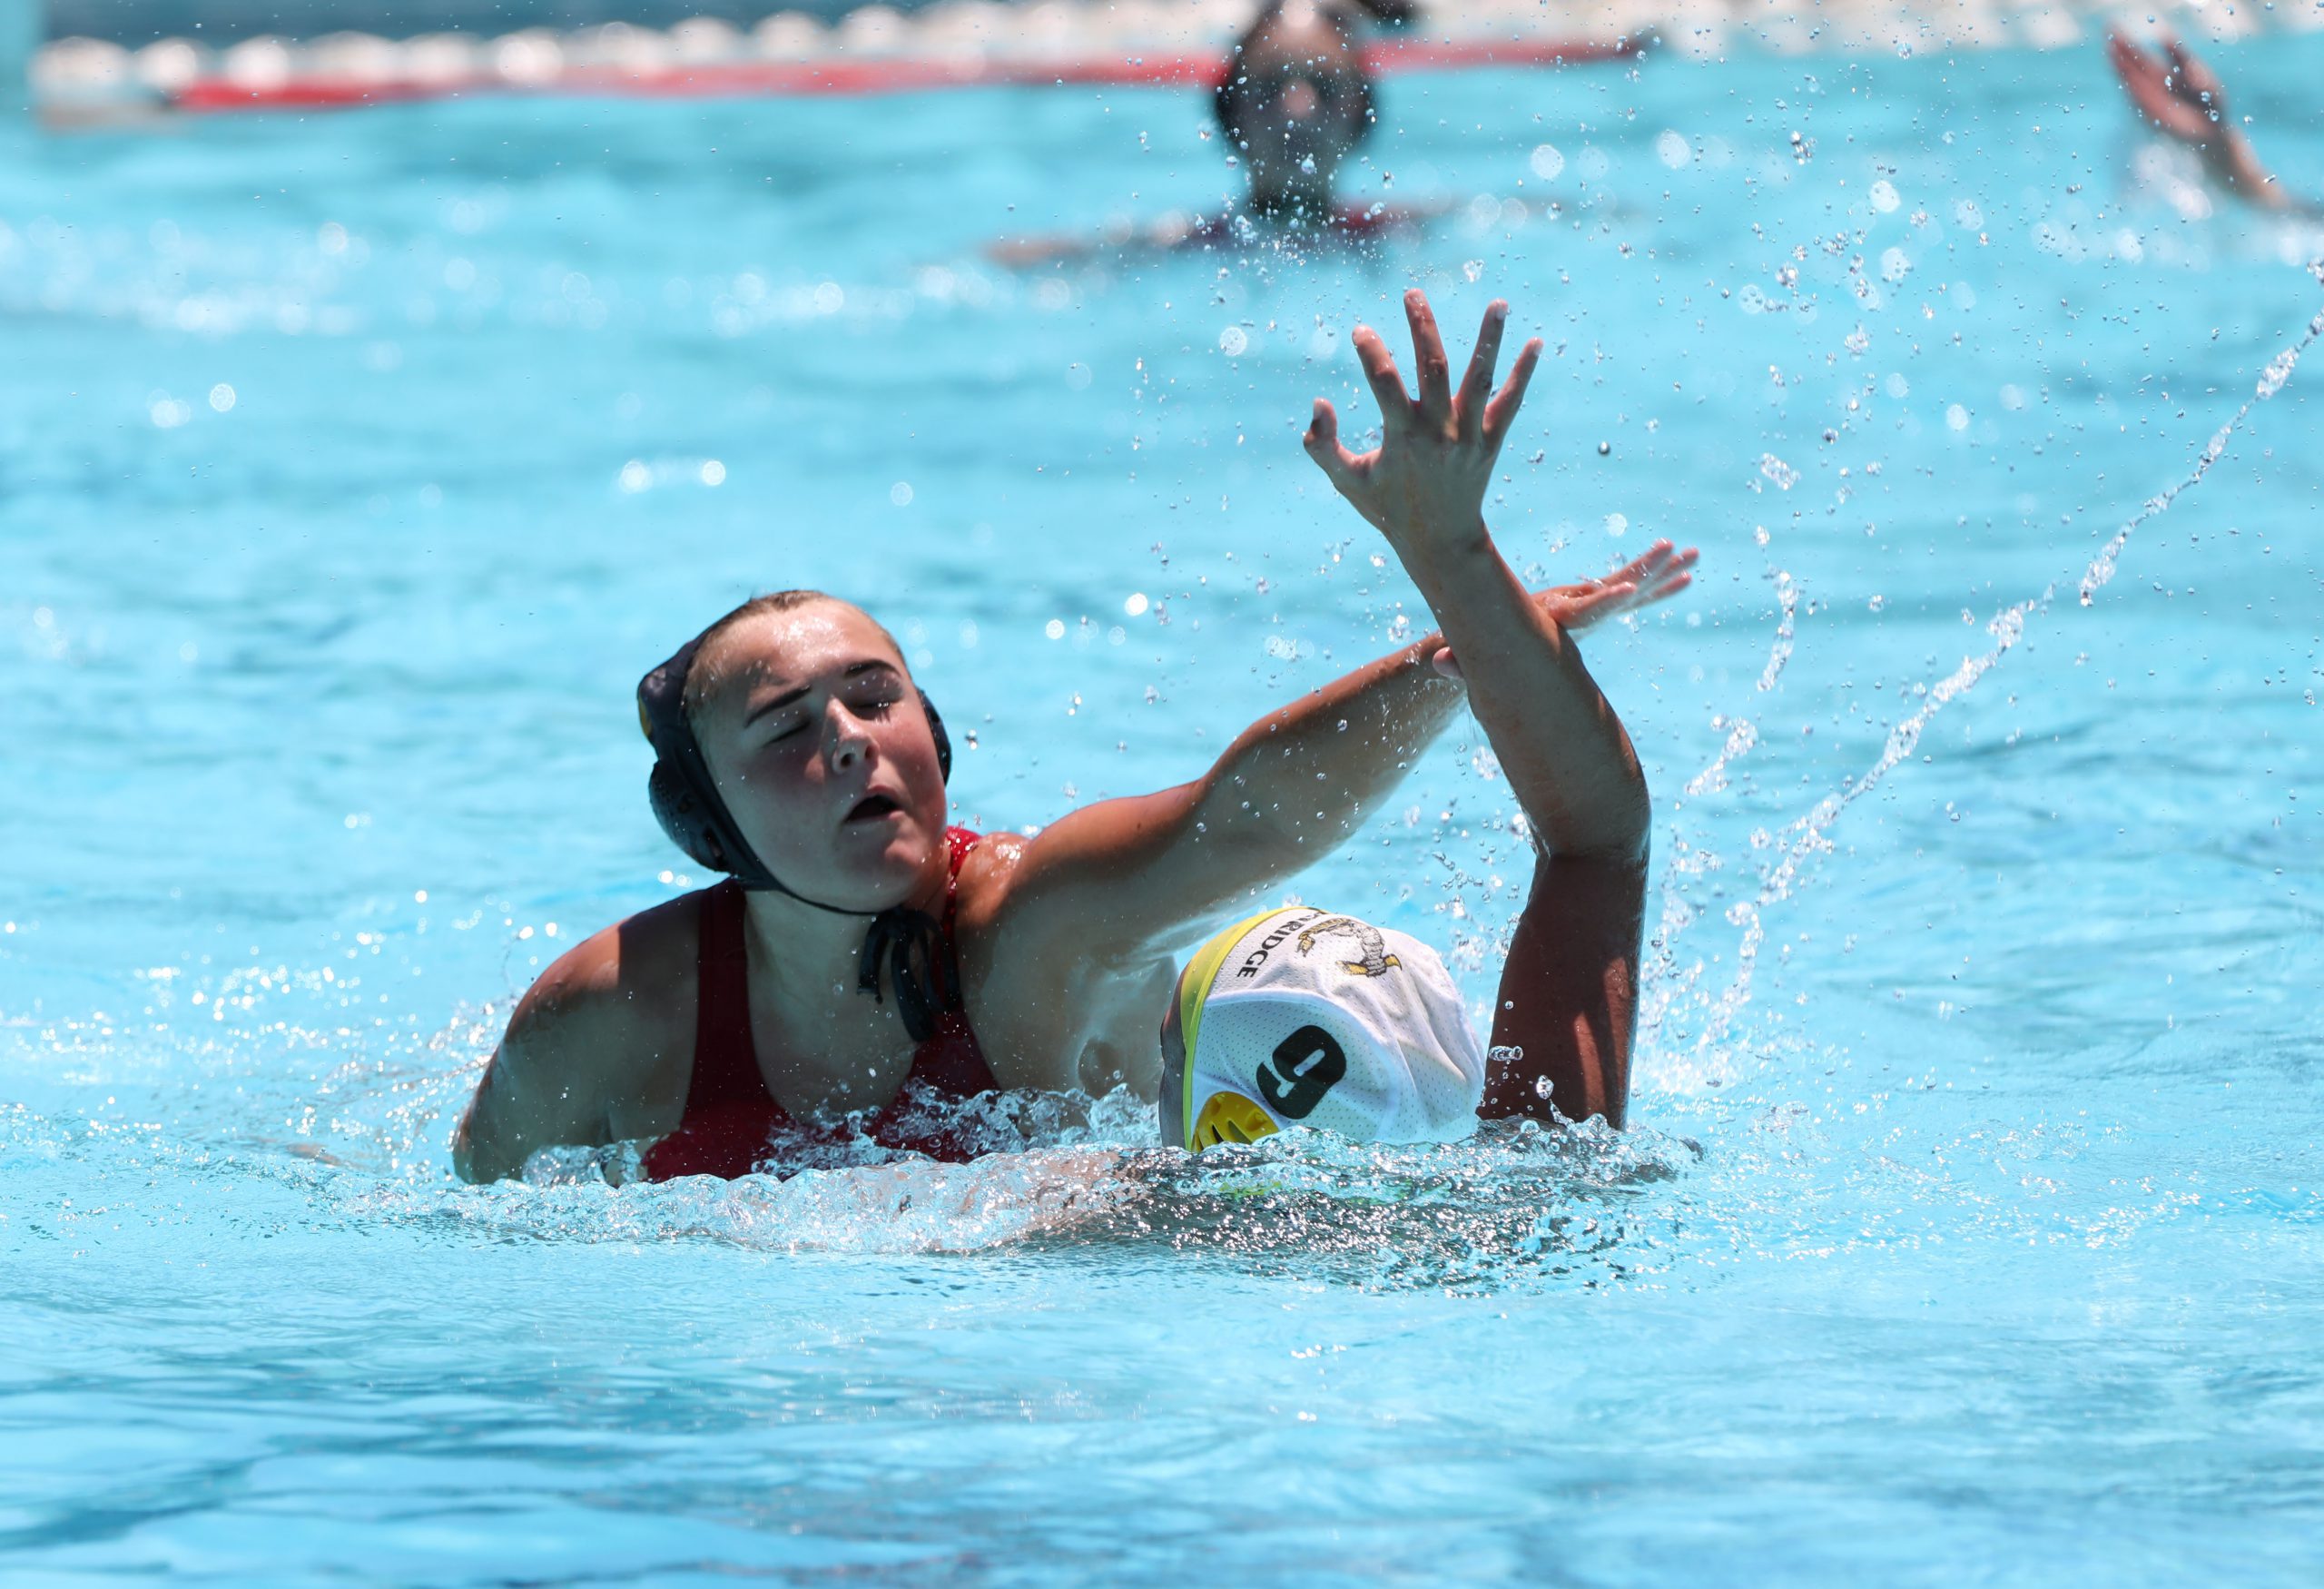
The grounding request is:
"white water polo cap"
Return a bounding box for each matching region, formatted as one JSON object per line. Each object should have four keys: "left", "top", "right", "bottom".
{"left": 1161, "top": 906, "right": 1486, "bottom": 1152}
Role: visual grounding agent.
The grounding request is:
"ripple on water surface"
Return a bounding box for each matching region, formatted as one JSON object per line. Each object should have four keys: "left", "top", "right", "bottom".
{"left": 5, "top": 39, "right": 2324, "bottom": 1584}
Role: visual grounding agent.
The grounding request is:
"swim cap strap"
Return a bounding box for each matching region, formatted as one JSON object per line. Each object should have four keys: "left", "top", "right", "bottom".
{"left": 857, "top": 905, "right": 959, "bottom": 1044}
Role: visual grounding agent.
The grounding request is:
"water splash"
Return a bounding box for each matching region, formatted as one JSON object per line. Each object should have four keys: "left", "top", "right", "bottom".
{"left": 2079, "top": 260, "right": 2324, "bottom": 607}
{"left": 1679, "top": 260, "right": 2324, "bottom": 1052}
{"left": 1683, "top": 566, "right": 1798, "bottom": 801}
{"left": 1644, "top": 558, "right": 1800, "bottom": 1055}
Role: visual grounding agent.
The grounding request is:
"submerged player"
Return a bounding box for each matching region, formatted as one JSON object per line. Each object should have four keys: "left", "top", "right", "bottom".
{"left": 989, "top": 0, "right": 1439, "bottom": 266}
{"left": 452, "top": 290, "right": 1691, "bottom": 1182}
{"left": 1164, "top": 296, "right": 1689, "bottom": 1149}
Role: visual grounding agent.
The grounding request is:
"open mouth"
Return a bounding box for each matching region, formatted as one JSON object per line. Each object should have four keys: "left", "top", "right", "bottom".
{"left": 843, "top": 792, "right": 903, "bottom": 824}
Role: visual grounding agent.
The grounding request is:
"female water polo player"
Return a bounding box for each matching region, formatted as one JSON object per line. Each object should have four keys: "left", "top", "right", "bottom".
{"left": 989, "top": 0, "right": 1435, "bottom": 266}
{"left": 451, "top": 289, "right": 1690, "bottom": 1183}
{"left": 1164, "top": 293, "right": 1693, "bottom": 1150}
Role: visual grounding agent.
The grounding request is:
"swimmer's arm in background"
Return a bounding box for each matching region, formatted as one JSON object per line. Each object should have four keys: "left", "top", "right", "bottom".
{"left": 452, "top": 906, "right": 694, "bottom": 1182}
{"left": 986, "top": 213, "right": 1226, "bottom": 269}
{"left": 2106, "top": 30, "right": 2317, "bottom": 215}
{"left": 1304, "top": 290, "right": 1697, "bottom": 1124}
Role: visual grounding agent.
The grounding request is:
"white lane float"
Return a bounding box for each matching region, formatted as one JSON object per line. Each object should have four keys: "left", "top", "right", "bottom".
{"left": 32, "top": 2, "right": 1642, "bottom": 118}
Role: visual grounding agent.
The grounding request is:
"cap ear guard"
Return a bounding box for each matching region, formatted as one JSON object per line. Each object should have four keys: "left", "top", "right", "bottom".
{"left": 645, "top": 758, "right": 739, "bottom": 874}
{"left": 637, "top": 636, "right": 953, "bottom": 885}
{"left": 637, "top": 634, "right": 782, "bottom": 889}
{"left": 921, "top": 688, "right": 952, "bottom": 783}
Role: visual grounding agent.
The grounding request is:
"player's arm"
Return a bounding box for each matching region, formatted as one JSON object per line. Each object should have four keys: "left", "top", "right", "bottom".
{"left": 971, "top": 630, "right": 1467, "bottom": 972}
{"left": 1304, "top": 291, "right": 1696, "bottom": 1126}
{"left": 2107, "top": 30, "right": 2315, "bottom": 214}
{"left": 451, "top": 916, "right": 687, "bottom": 1182}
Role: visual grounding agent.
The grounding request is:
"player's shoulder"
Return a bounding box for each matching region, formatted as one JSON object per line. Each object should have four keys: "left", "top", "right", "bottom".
{"left": 503, "top": 890, "right": 704, "bottom": 1064}
{"left": 947, "top": 826, "right": 1029, "bottom": 933}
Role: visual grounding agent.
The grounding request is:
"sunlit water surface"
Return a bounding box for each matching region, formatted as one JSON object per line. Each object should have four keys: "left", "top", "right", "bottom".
{"left": 4, "top": 41, "right": 2322, "bottom": 1584}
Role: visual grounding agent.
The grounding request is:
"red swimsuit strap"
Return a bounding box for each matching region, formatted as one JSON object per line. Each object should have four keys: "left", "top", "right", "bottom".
{"left": 905, "top": 826, "right": 1000, "bottom": 1096}
{"left": 642, "top": 831, "right": 997, "bottom": 1181}
{"left": 635, "top": 880, "right": 783, "bottom": 1181}
{"left": 685, "top": 880, "right": 766, "bottom": 1109}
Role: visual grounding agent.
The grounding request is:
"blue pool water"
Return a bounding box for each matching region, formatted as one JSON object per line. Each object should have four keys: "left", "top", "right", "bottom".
{"left": 5, "top": 39, "right": 2323, "bottom": 1583}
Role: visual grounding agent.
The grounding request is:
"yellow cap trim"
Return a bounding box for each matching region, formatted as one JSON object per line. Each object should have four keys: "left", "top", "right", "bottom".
{"left": 1192, "top": 1091, "right": 1279, "bottom": 1151}
{"left": 1175, "top": 907, "right": 1284, "bottom": 1150}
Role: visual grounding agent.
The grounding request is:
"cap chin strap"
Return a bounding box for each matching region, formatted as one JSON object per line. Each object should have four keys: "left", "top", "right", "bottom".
{"left": 736, "top": 859, "right": 952, "bottom": 1046}
{"left": 638, "top": 635, "right": 961, "bottom": 1043}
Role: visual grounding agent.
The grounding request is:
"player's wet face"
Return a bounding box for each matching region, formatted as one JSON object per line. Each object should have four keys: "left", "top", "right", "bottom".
{"left": 1242, "top": 62, "right": 1366, "bottom": 200}
{"left": 690, "top": 601, "right": 949, "bottom": 913}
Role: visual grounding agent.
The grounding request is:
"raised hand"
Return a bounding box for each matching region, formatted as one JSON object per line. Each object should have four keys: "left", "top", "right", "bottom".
{"left": 2107, "top": 28, "right": 2229, "bottom": 149}
{"left": 1303, "top": 290, "right": 1541, "bottom": 554}
{"left": 1428, "top": 540, "right": 1699, "bottom": 680}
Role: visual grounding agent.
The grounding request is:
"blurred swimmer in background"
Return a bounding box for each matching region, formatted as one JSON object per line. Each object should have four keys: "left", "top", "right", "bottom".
{"left": 990, "top": 0, "right": 1441, "bottom": 265}
{"left": 451, "top": 288, "right": 1691, "bottom": 1183}
{"left": 1164, "top": 292, "right": 1694, "bottom": 1151}
{"left": 2107, "top": 29, "right": 2318, "bottom": 216}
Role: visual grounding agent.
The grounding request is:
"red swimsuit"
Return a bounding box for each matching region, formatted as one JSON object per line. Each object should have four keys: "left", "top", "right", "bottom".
{"left": 640, "top": 827, "right": 1000, "bottom": 1181}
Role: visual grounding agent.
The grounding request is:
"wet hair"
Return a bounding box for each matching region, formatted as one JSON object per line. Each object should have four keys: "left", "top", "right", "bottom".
{"left": 1213, "top": 0, "right": 1418, "bottom": 150}
{"left": 682, "top": 589, "right": 905, "bottom": 720}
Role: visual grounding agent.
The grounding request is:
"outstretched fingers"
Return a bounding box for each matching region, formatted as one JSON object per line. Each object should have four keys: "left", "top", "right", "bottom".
{"left": 2107, "top": 34, "right": 2182, "bottom": 129}
{"left": 1455, "top": 301, "right": 1509, "bottom": 443}
{"left": 1606, "top": 541, "right": 1675, "bottom": 587}
{"left": 1644, "top": 567, "right": 1695, "bottom": 603}
{"left": 2163, "top": 36, "right": 2223, "bottom": 102}
{"left": 1608, "top": 539, "right": 1699, "bottom": 587}
{"left": 1482, "top": 337, "right": 1544, "bottom": 449}
{"left": 1405, "top": 290, "right": 1454, "bottom": 429}
{"left": 1351, "top": 326, "right": 1413, "bottom": 430}
{"left": 1612, "top": 541, "right": 1699, "bottom": 608}
{"left": 2105, "top": 29, "right": 2152, "bottom": 86}
{"left": 1302, "top": 399, "right": 1363, "bottom": 493}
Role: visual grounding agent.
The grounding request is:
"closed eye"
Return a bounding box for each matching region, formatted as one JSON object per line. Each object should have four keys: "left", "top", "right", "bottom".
{"left": 760, "top": 688, "right": 898, "bottom": 745}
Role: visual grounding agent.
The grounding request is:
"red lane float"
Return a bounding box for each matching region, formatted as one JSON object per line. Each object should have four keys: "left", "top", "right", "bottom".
{"left": 169, "top": 35, "right": 1635, "bottom": 114}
